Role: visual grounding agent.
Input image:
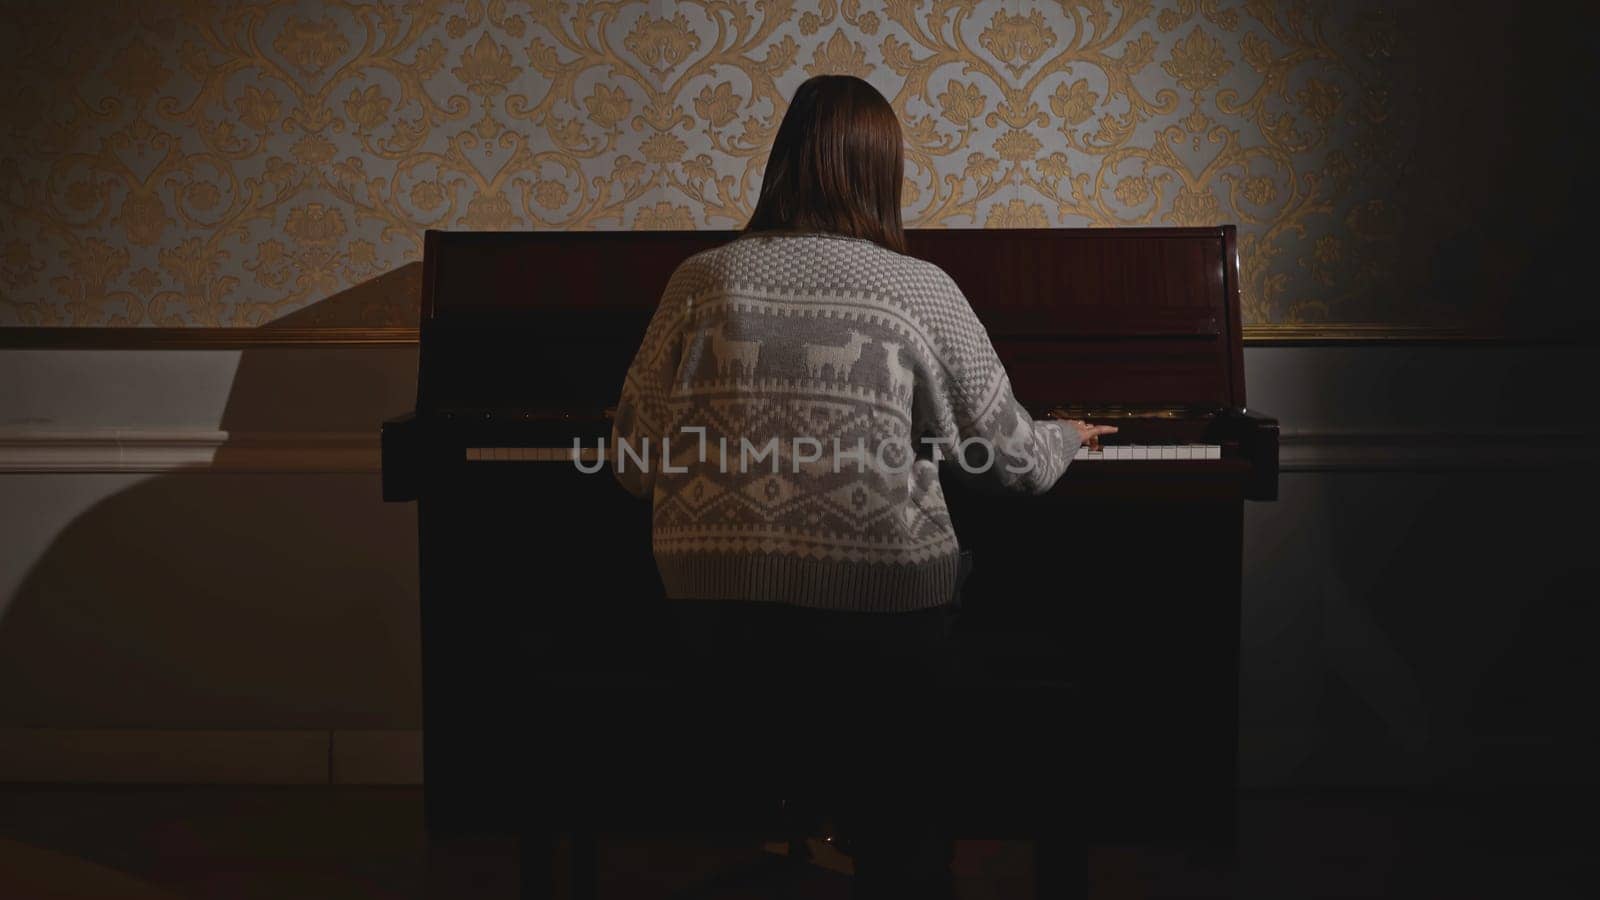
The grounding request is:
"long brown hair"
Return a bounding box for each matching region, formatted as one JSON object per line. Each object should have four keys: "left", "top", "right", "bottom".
{"left": 744, "top": 75, "right": 907, "bottom": 254}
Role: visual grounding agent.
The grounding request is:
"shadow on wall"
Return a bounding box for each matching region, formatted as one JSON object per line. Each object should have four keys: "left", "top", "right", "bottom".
{"left": 0, "top": 270, "right": 423, "bottom": 730}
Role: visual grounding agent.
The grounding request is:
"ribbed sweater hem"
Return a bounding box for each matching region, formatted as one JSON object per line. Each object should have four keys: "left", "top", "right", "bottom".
{"left": 656, "top": 552, "right": 959, "bottom": 613}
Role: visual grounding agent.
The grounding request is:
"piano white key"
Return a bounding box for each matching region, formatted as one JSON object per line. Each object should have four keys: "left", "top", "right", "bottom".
{"left": 1160, "top": 445, "right": 1177, "bottom": 460}
{"left": 1205, "top": 445, "right": 1221, "bottom": 459}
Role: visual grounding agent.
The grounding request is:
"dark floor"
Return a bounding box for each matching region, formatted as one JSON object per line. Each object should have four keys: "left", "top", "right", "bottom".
{"left": 0, "top": 787, "right": 1593, "bottom": 899}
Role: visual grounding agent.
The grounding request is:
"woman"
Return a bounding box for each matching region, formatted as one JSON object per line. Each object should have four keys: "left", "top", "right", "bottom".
{"left": 611, "top": 74, "right": 1115, "bottom": 897}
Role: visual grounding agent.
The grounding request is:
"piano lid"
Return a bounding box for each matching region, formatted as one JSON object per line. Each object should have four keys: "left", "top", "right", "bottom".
{"left": 416, "top": 226, "right": 1245, "bottom": 415}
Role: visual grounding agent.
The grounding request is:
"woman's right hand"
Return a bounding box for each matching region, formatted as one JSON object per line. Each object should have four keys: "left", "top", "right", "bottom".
{"left": 1063, "top": 419, "right": 1118, "bottom": 449}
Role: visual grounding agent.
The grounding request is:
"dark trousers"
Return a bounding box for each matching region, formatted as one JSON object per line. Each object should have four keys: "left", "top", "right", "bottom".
{"left": 663, "top": 598, "right": 960, "bottom": 900}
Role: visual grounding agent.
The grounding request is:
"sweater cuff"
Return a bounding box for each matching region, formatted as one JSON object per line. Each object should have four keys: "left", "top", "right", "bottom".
{"left": 1036, "top": 418, "right": 1083, "bottom": 457}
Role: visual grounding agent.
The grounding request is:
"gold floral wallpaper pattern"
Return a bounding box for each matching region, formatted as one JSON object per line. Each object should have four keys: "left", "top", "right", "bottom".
{"left": 0, "top": 0, "right": 1418, "bottom": 327}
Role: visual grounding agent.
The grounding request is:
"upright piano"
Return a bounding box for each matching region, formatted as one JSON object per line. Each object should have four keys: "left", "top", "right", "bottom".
{"left": 382, "top": 226, "right": 1279, "bottom": 846}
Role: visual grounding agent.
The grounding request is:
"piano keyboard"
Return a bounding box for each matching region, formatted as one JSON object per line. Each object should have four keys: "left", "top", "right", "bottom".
{"left": 465, "top": 447, "right": 604, "bottom": 462}
{"left": 1076, "top": 444, "right": 1220, "bottom": 460}
{"left": 462, "top": 444, "right": 1221, "bottom": 462}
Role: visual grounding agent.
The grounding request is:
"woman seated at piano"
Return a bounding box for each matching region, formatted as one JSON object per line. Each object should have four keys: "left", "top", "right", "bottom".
{"left": 609, "top": 74, "right": 1115, "bottom": 897}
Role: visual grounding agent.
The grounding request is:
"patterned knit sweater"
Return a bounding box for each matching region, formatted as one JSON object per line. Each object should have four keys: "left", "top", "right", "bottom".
{"left": 611, "top": 231, "right": 1081, "bottom": 612}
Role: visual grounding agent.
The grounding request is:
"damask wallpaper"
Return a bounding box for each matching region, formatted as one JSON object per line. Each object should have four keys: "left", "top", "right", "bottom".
{"left": 0, "top": 1, "right": 1446, "bottom": 329}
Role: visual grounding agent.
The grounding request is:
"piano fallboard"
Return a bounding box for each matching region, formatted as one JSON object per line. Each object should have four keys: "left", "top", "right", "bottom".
{"left": 413, "top": 227, "right": 1252, "bottom": 413}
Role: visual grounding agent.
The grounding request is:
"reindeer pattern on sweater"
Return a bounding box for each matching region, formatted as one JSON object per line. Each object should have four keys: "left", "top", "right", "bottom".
{"left": 612, "top": 232, "right": 1081, "bottom": 612}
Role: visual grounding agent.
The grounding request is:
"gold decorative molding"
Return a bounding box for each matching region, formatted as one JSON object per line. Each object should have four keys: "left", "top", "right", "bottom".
{"left": 1244, "top": 324, "right": 1600, "bottom": 344}
{"left": 1244, "top": 324, "right": 1513, "bottom": 345}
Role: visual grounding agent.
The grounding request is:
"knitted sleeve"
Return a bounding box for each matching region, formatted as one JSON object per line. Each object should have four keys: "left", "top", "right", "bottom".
{"left": 913, "top": 267, "right": 1081, "bottom": 494}
{"left": 610, "top": 259, "right": 697, "bottom": 499}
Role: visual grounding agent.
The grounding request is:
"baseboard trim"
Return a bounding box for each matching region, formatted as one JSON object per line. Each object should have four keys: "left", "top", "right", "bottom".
{"left": 1, "top": 726, "right": 1577, "bottom": 788}
{"left": 0, "top": 729, "right": 422, "bottom": 785}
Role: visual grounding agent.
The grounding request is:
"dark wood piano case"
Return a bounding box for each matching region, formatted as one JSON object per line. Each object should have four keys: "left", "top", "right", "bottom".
{"left": 383, "top": 227, "right": 1279, "bottom": 847}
